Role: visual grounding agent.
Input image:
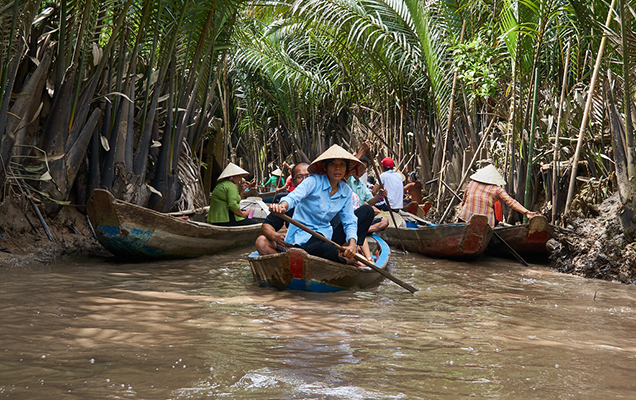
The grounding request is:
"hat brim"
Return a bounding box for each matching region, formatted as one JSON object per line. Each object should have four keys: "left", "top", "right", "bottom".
{"left": 308, "top": 144, "right": 366, "bottom": 179}
{"left": 217, "top": 163, "right": 250, "bottom": 181}
{"left": 470, "top": 164, "right": 506, "bottom": 186}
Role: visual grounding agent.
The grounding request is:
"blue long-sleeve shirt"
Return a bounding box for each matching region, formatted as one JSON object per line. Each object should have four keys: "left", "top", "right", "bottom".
{"left": 280, "top": 174, "right": 358, "bottom": 246}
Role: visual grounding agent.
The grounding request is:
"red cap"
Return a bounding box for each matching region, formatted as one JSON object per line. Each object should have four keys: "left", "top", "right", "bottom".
{"left": 381, "top": 157, "right": 394, "bottom": 168}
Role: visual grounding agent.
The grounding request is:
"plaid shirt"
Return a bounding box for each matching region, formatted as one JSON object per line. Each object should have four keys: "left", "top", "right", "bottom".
{"left": 457, "top": 180, "right": 528, "bottom": 227}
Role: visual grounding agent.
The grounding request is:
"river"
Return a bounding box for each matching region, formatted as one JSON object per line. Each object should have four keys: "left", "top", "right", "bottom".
{"left": 0, "top": 247, "right": 635, "bottom": 399}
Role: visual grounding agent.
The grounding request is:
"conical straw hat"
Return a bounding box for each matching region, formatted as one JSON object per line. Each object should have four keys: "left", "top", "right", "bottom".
{"left": 271, "top": 168, "right": 282, "bottom": 176}
{"left": 470, "top": 164, "right": 505, "bottom": 186}
{"left": 308, "top": 144, "right": 366, "bottom": 179}
{"left": 217, "top": 162, "right": 249, "bottom": 181}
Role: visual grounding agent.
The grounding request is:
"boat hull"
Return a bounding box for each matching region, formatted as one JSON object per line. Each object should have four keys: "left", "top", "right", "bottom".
{"left": 248, "top": 235, "right": 390, "bottom": 292}
{"left": 379, "top": 214, "right": 493, "bottom": 259}
{"left": 87, "top": 189, "right": 263, "bottom": 260}
{"left": 487, "top": 215, "right": 553, "bottom": 258}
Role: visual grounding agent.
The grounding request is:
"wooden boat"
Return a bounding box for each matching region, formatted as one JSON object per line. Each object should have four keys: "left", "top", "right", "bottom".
{"left": 378, "top": 213, "right": 493, "bottom": 259}
{"left": 87, "top": 189, "right": 263, "bottom": 260}
{"left": 243, "top": 189, "right": 277, "bottom": 199}
{"left": 486, "top": 215, "right": 553, "bottom": 258}
{"left": 247, "top": 234, "right": 390, "bottom": 292}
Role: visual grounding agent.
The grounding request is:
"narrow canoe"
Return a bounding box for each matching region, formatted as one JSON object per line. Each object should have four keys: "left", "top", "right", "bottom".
{"left": 247, "top": 235, "right": 391, "bottom": 292}
{"left": 87, "top": 189, "right": 263, "bottom": 260}
{"left": 487, "top": 215, "right": 553, "bottom": 259}
{"left": 378, "top": 214, "right": 493, "bottom": 259}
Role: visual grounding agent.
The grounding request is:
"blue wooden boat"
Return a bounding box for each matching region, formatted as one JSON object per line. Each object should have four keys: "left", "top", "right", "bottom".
{"left": 87, "top": 189, "right": 263, "bottom": 260}
{"left": 247, "top": 234, "right": 390, "bottom": 292}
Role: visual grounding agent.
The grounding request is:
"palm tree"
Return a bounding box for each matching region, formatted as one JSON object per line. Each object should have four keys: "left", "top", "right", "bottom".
{"left": 0, "top": 0, "right": 246, "bottom": 215}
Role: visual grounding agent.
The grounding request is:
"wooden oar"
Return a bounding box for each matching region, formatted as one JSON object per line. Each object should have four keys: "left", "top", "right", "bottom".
{"left": 371, "top": 159, "right": 408, "bottom": 254}
{"left": 274, "top": 212, "right": 418, "bottom": 293}
{"left": 398, "top": 210, "right": 435, "bottom": 226}
{"left": 434, "top": 178, "right": 529, "bottom": 267}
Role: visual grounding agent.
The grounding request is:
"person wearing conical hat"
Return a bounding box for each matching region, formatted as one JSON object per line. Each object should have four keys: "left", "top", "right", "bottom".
{"left": 263, "top": 167, "right": 284, "bottom": 190}
{"left": 269, "top": 144, "right": 375, "bottom": 264}
{"left": 457, "top": 163, "right": 537, "bottom": 227}
{"left": 207, "top": 163, "right": 259, "bottom": 226}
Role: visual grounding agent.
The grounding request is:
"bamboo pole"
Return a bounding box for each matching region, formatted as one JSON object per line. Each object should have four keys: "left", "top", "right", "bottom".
{"left": 436, "top": 20, "right": 467, "bottom": 210}
{"left": 565, "top": 0, "right": 616, "bottom": 214}
{"left": 552, "top": 40, "right": 571, "bottom": 224}
{"left": 523, "top": 72, "right": 540, "bottom": 222}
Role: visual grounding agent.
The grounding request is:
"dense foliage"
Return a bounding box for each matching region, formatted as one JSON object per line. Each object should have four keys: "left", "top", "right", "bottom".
{"left": 0, "top": 0, "right": 634, "bottom": 233}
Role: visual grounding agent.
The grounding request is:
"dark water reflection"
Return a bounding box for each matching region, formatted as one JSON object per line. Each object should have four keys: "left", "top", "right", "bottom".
{"left": 1, "top": 248, "right": 635, "bottom": 399}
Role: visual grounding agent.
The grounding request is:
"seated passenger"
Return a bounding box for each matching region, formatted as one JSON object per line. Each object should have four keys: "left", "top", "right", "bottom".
{"left": 345, "top": 155, "right": 388, "bottom": 233}
{"left": 372, "top": 157, "right": 404, "bottom": 211}
{"left": 404, "top": 171, "right": 423, "bottom": 205}
{"left": 255, "top": 162, "right": 311, "bottom": 255}
{"left": 207, "top": 163, "right": 259, "bottom": 226}
{"left": 269, "top": 145, "right": 373, "bottom": 264}
{"left": 458, "top": 163, "right": 537, "bottom": 227}
{"left": 272, "top": 162, "right": 310, "bottom": 202}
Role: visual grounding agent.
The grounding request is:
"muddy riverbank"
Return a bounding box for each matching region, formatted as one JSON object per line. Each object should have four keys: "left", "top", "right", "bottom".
{"left": 0, "top": 198, "right": 107, "bottom": 266}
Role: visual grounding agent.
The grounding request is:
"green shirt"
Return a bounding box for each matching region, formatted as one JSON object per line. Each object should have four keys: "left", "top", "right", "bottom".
{"left": 207, "top": 179, "right": 244, "bottom": 223}
{"left": 346, "top": 176, "right": 373, "bottom": 204}
{"left": 263, "top": 176, "right": 282, "bottom": 186}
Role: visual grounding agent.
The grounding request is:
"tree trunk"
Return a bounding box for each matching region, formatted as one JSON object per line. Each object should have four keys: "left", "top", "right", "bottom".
{"left": 565, "top": 0, "right": 615, "bottom": 214}
{"left": 620, "top": 0, "right": 636, "bottom": 240}
{"left": 41, "top": 64, "right": 77, "bottom": 210}
{"left": 0, "top": 44, "right": 52, "bottom": 187}
{"left": 66, "top": 108, "right": 102, "bottom": 193}
{"left": 606, "top": 78, "right": 636, "bottom": 240}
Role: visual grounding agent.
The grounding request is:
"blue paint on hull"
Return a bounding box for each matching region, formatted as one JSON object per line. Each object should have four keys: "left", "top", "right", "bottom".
{"left": 255, "top": 278, "right": 347, "bottom": 293}
{"left": 97, "top": 224, "right": 170, "bottom": 258}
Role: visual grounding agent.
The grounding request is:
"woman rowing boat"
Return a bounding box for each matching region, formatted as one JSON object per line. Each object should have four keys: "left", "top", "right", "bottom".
{"left": 270, "top": 144, "right": 373, "bottom": 264}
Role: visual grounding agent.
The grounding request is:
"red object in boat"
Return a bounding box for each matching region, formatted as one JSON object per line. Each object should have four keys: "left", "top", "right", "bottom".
{"left": 494, "top": 200, "right": 503, "bottom": 223}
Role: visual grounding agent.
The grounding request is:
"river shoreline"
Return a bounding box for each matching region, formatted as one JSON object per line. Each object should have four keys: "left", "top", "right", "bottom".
{"left": 1, "top": 193, "right": 634, "bottom": 285}
{"left": 0, "top": 199, "right": 107, "bottom": 267}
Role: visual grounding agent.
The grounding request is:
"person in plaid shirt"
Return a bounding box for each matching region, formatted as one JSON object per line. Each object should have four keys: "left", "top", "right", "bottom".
{"left": 457, "top": 164, "right": 537, "bottom": 227}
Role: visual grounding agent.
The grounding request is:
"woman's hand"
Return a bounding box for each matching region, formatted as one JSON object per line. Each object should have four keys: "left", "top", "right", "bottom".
{"left": 341, "top": 239, "right": 357, "bottom": 261}
{"left": 233, "top": 208, "right": 250, "bottom": 218}
{"left": 525, "top": 211, "right": 537, "bottom": 219}
{"left": 274, "top": 232, "right": 291, "bottom": 248}
{"left": 270, "top": 201, "right": 288, "bottom": 214}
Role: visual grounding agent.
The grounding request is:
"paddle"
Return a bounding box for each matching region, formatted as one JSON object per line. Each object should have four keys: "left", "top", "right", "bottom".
{"left": 432, "top": 178, "right": 530, "bottom": 267}
{"left": 398, "top": 210, "right": 435, "bottom": 226}
{"left": 371, "top": 159, "right": 408, "bottom": 254}
{"left": 274, "top": 211, "right": 419, "bottom": 293}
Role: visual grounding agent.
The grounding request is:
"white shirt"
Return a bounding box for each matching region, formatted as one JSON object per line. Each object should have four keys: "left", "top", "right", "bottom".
{"left": 380, "top": 169, "right": 404, "bottom": 209}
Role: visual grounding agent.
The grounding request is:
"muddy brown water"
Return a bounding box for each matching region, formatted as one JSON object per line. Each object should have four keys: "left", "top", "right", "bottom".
{"left": 1, "top": 248, "right": 635, "bottom": 399}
